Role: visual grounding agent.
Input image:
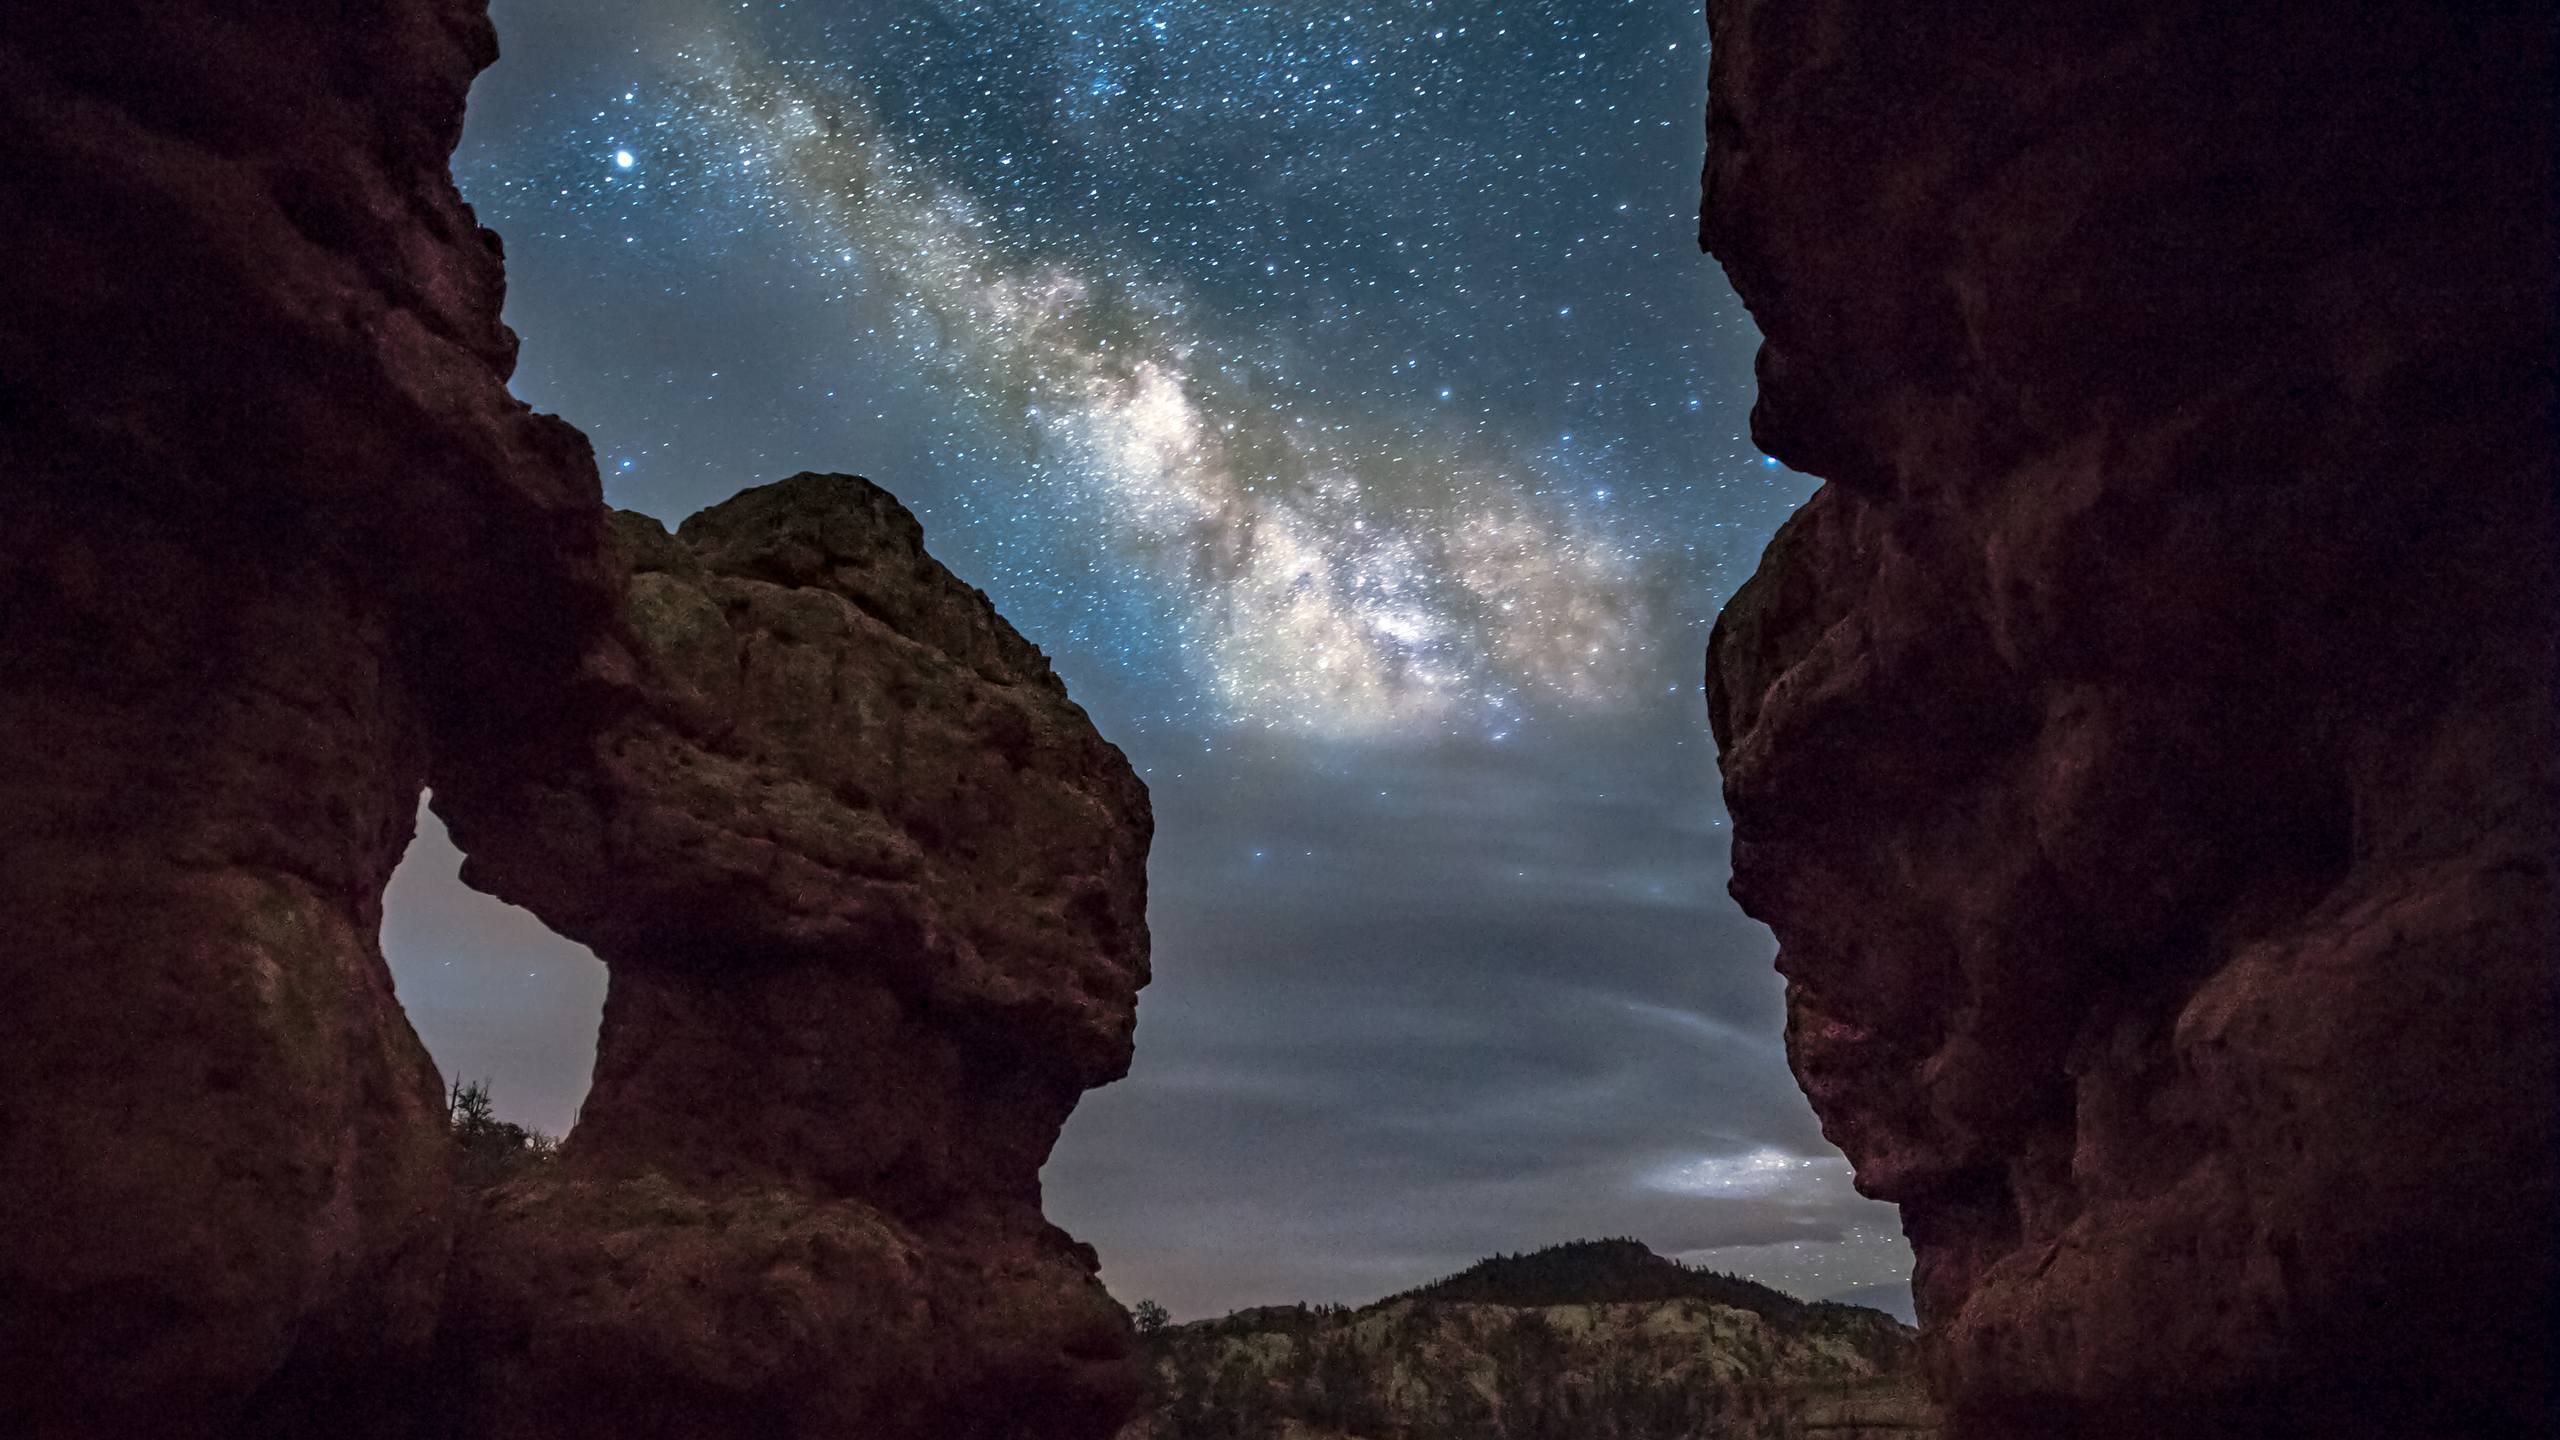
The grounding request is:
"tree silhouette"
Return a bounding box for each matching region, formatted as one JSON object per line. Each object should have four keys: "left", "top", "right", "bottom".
{"left": 446, "top": 1077, "right": 558, "bottom": 1188}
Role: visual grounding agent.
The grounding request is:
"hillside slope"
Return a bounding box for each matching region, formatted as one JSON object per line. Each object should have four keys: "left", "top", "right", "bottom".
{"left": 1121, "top": 1241, "right": 1936, "bottom": 1439}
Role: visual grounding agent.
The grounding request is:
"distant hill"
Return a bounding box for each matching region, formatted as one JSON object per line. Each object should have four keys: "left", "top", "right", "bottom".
{"left": 1121, "top": 1240, "right": 1937, "bottom": 1440}
{"left": 1819, "top": 1283, "right": 1918, "bottom": 1327}
{"left": 1388, "top": 1237, "right": 1809, "bottom": 1323}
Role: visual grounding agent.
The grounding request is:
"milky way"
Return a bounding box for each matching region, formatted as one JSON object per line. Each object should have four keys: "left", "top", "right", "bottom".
{"left": 394, "top": 0, "right": 1915, "bottom": 1320}
{"left": 649, "top": 38, "right": 1657, "bottom": 734}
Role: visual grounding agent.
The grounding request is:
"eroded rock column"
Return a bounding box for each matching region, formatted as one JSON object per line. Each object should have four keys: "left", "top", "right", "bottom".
{"left": 432, "top": 475, "right": 1154, "bottom": 1440}
{"left": 0, "top": 496, "right": 449, "bottom": 1437}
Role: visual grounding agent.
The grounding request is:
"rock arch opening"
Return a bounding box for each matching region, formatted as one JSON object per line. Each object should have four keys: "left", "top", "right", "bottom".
{"left": 382, "top": 797, "right": 606, "bottom": 1140}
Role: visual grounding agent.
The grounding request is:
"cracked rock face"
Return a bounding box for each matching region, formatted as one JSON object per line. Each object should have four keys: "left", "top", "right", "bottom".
{"left": 0, "top": 3, "right": 1149, "bottom": 1437}
{"left": 1699, "top": 3, "right": 2553, "bottom": 1436}
{"left": 433, "top": 475, "right": 1152, "bottom": 1440}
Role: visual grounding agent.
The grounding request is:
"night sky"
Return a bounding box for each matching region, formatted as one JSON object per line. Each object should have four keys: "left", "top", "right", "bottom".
{"left": 380, "top": 0, "right": 1914, "bottom": 1321}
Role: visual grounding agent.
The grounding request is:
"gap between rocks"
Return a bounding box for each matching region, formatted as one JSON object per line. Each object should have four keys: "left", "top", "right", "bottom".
{"left": 382, "top": 795, "right": 606, "bottom": 1139}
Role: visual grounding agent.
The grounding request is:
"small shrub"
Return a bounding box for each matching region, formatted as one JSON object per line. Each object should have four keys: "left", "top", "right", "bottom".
{"left": 447, "top": 1077, "right": 560, "bottom": 1189}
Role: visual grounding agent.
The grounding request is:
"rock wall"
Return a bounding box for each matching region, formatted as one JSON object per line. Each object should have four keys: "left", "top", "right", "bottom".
{"left": 0, "top": 4, "right": 1147, "bottom": 1438}
{"left": 0, "top": 2, "right": 608, "bottom": 1432}
{"left": 1698, "top": 3, "right": 2554, "bottom": 1437}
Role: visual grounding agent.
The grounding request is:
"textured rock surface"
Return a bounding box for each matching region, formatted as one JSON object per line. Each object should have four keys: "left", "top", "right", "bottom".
{"left": 1699, "top": 3, "right": 2554, "bottom": 1437}
{"left": 0, "top": 2, "right": 608, "bottom": 1432}
{"left": 0, "top": 4, "right": 1148, "bottom": 1438}
{"left": 433, "top": 475, "right": 1152, "bottom": 1440}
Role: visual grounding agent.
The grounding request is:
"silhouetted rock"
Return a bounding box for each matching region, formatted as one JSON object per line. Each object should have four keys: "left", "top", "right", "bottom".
{"left": 0, "top": 1, "right": 608, "bottom": 1432}
{"left": 1698, "top": 4, "right": 2554, "bottom": 1437}
{"left": 0, "top": 4, "right": 1147, "bottom": 1438}
{"left": 433, "top": 475, "right": 1152, "bottom": 1439}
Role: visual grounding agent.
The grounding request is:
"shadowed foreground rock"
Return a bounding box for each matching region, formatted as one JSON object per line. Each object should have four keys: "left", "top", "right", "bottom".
{"left": 1699, "top": 3, "right": 2554, "bottom": 1437}
{"left": 0, "top": 1, "right": 607, "bottom": 1431}
{"left": 433, "top": 476, "right": 1152, "bottom": 1439}
{"left": 0, "top": 2, "right": 1148, "bottom": 1437}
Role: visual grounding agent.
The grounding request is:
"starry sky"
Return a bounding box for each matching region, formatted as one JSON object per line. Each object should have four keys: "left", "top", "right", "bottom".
{"left": 381, "top": 0, "right": 1915, "bottom": 1322}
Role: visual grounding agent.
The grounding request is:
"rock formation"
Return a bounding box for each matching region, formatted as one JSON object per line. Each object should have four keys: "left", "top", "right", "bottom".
{"left": 0, "top": 3, "right": 1147, "bottom": 1438}
{"left": 1698, "top": 3, "right": 2554, "bottom": 1437}
{"left": 432, "top": 476, "right": 1152, "bottom": 1440}
{"left": 0, "top": 1, "right": 609, "bottom": 1432}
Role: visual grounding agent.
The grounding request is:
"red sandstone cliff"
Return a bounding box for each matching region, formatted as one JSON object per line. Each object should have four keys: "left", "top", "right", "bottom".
{"left": 0, "top": 3, "right": 607, "bottom": 1431}
{"left": 1699, "top": 4, "right": 2555, "bottom": 1437}
{"left": 0, "top": 6, "right": 1147, "bottom": 1438}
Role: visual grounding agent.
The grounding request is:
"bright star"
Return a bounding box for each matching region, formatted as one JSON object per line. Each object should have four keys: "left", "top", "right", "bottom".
{"left": 614, "top": 149, "right": 635, "bottom": 169}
